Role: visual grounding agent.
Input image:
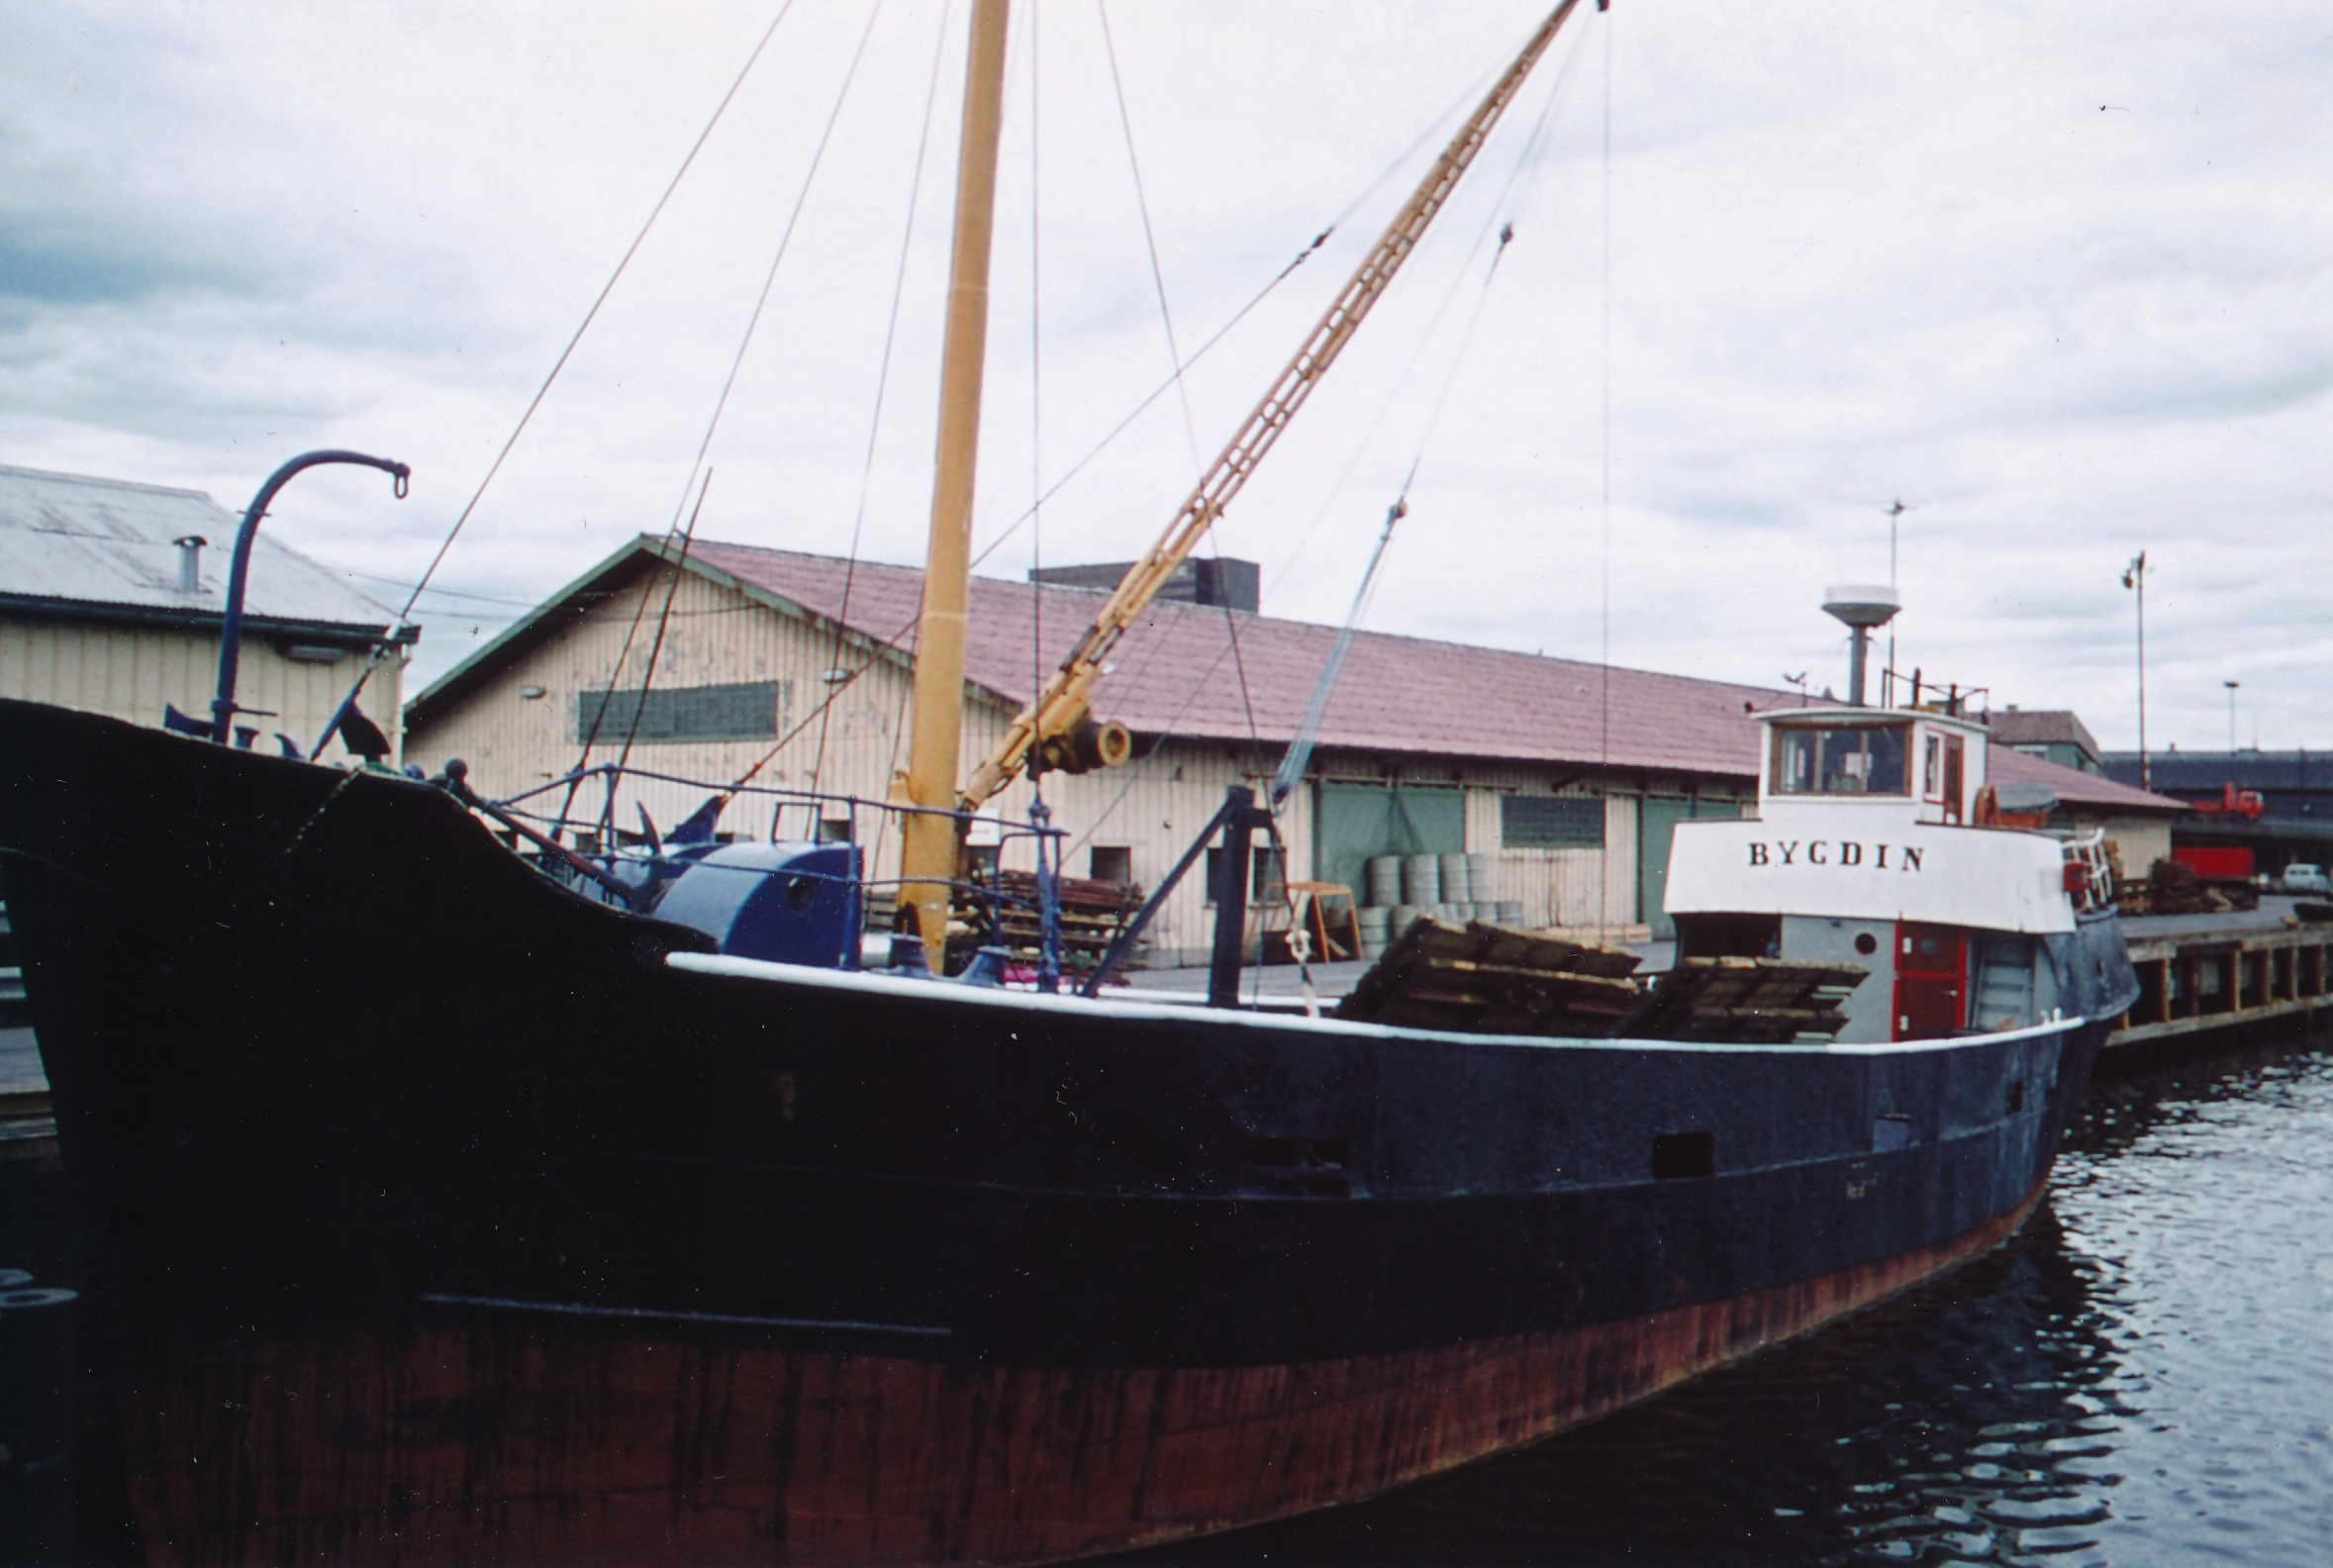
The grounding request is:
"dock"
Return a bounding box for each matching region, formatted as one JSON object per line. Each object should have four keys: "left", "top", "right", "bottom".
{"left": 2111, "top": 900, "right": 2333, "bottom": 1047}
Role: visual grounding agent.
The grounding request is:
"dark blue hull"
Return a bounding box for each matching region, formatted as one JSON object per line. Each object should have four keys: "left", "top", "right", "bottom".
{"left": 0, "top": 698, "right": 2112, "bottom": 1562}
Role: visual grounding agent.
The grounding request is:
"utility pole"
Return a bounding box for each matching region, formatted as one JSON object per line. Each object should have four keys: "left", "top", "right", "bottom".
{"left": 2122, "top": 551, "right": 2149, "bottom": 790}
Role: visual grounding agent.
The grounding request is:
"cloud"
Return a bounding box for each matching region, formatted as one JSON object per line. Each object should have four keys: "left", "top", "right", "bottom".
{"left": 4, "top": 0, "right": 2333, "bottom": 761}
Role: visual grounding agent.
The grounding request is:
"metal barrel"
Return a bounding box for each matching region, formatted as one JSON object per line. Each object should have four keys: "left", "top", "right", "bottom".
{"left": 1466, "top": 852, "right": 1496, "bottom": 900}
{"left": 1438, "top": 852, "right": 1471, "bottom": 905}
{"left": 1402, "top": 855, "right": 1441, "bottom": 906}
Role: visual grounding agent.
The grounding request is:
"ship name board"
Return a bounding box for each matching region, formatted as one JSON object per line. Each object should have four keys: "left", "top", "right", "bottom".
{"left": 1746, "top": 840, "right": 1922, "bottom": 871}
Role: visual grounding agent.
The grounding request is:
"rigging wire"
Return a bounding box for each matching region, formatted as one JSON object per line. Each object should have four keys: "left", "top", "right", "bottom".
{"left": 1270, "top": 221, "right": 1519, "bottom": 813}
{"left": 961, "top": 233, "right": 1322, "bottom": 576}
{"left": 320, "top": 0, "right": 805, "bottom": 748}
{"left": 1259, "top": 14, "right": 1591, "bottom": 606}
{"left": 715, "top": 10, "right": 1591, "bottom": 872}
{"left": 658, "top": 0, "right": 890, "bottom": 547}
{"left": 1597, "top": 4, "right": 1614, "bottom": 942}
{"left": 556, "top": 538, "right": 673, "bottom": 828}
{"left": 1094, "top": 0, "right": 1267, "bottom": 795}
{"left": 1097, "top": 0, "right": 1201, "bottom": 475}
{"left": 606, "top": 471, "right": 715, "bottom": 829}
{"left": 956, "top": 42, "right": 1520, "bottom": 581}
{"left": 563, "top": 1, "right": 884, "bottom": 832}
{"left": 809, "top": 0, "right": 955, "bottom": 801}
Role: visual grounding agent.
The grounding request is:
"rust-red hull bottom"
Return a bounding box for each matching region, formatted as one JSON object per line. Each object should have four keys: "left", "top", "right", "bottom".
{"left": 114, "top": 1189, "right": 2040, "bottom": 1567}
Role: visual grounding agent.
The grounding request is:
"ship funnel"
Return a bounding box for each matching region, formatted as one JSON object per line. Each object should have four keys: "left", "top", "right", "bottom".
{"left": 1821, "top": 585, "right": 1899, "bottom": 707}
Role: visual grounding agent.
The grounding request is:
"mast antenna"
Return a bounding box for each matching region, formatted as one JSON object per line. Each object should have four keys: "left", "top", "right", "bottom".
{"left": 1881, "top": 496, "right": 1913, "bottom": 704}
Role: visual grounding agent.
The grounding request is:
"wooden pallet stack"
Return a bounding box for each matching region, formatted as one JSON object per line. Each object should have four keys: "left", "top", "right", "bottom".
{"left": 979, "top": 871, "right": 1146, "bottom": 972}
{"left": 1333, "top": 918, "right": 1643, "bottom": 1035}
{"left": 1615, "top": 956, "right": 1865, "bottom": 1044}
{"left": 1332, "top": 917, "right": 1867, "bottom": 1043}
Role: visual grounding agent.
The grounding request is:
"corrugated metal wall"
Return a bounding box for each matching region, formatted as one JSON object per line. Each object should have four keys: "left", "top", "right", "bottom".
{"left": 0, "top": 615, "right": 406, "bottom": 764}
{"left": 409, "top": 563, "right": 923, "bottom": 850}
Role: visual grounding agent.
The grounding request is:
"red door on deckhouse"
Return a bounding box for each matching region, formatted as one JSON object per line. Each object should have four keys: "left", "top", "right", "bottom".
{"left": 1894, "top": 923, "right": 1967, "bottom": 1040}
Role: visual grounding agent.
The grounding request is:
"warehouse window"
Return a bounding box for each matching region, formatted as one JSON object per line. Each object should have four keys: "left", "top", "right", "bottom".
{"left": 574, "top": 681, "right": 786, "bottom": 744}
{"left": 1502, "top": 795, "right": 1604, "bottom": 849}
{"left": 1205, "top": 845, "right": 1285, "bottom": 905}
{"left": 1089, "top": 845, "right": 1132, "bottom": 885}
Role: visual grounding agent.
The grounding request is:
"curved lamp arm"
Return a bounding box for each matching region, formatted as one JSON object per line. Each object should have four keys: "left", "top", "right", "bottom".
{"left": 210, "top": 449, "right": 410, "bottom": 746}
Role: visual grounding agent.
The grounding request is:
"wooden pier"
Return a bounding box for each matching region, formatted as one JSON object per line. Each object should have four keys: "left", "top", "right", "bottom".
{"left": 2110, "top": 910, "right": 2333, "bottom": 1048}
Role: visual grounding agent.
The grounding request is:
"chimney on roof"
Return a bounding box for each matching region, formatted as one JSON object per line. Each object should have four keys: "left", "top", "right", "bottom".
{"left": 1029, "top": 557, "right": 1260, "bottom": 613}
{"left": 172, "top": 535, "right": 207, "bottom": 594}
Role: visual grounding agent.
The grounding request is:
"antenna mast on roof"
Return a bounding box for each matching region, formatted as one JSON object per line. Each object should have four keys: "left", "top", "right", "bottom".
{"left": 1882, "top": 497, "right": 1912, "bottom": 706}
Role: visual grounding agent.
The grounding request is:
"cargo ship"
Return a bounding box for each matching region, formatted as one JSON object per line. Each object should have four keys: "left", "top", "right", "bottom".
{"left": 0, "top": 2, "right": 2133, "bottom": 1559}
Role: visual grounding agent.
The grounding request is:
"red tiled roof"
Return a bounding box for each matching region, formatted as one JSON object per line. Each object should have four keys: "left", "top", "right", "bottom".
{"left": 688, "top": 541, "right": 1792, "bottom": 779}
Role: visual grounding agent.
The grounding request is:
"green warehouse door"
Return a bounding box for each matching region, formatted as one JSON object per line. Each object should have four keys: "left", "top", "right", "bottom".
{"left": 1639, "top": 796, "right": 1735, "bottom": 939}
{"left": 1313, "top": 783, "right": 1464, "bottom": 903}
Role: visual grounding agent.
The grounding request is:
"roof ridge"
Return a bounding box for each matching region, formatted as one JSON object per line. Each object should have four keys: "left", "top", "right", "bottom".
{"left": 0, "top": 462, "right": 220, "bottom": 504}
{"left": 688, "top": 536, "right": 1791, "bottom": 698}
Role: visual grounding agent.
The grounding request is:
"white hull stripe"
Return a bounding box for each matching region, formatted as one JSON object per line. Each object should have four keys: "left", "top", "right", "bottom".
{"left": 665, "top": 951, "right": 2085, "bottom": 1058}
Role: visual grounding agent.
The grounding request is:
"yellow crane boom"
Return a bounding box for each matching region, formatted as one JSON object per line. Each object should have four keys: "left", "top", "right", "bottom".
{"left": 959, "top": 0, "right": 1592, "bottom": 810}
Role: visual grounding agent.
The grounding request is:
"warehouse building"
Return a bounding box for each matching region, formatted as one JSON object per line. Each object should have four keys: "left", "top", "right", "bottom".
{"left": 0, "top": 463, "right": 417, "bottom": 763}
{"left": 404, "top": 535, "right": 2176, "bottom": 964}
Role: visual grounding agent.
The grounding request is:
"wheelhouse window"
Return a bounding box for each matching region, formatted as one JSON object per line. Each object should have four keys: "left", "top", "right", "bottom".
{"left": 1771, "top": 724, "right": 1910, "bottom": 797}
{"left": 1923, "top": 731, "right": 1966, "bottom": 822}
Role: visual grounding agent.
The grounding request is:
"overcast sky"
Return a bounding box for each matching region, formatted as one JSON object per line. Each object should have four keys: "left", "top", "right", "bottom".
{"left": 7, "top": 0, "right": 2329, "bottom": 756}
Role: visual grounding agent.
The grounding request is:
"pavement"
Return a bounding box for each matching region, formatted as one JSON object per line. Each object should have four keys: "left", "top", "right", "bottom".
{"left": 2122, "top": 892, "right": 2329, "bottom": 940}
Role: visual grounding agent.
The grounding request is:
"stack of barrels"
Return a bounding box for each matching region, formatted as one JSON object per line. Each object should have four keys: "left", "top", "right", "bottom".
{"left": 1352, "top": 850, "right": 1524, "bottom": 962}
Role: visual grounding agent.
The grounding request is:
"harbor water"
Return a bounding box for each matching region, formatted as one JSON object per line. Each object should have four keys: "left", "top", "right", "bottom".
{"left": 4, "top": 1027, "right": 2329, "bottom": 1565}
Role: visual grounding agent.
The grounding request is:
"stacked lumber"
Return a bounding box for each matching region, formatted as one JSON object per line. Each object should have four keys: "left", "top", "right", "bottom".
{"left": 1615, "top": 956, "right": 1866, "bottom": 1044}
{"left": 2122, "top": 857, "right": 2257, "bottom": 917}
{"left": 1328, "top": 919, "right": 1869, "bottom": 1044}
{"left": 1333, "top": 918, "right": 1642, "bottom": 1036}
{"left": 981, "top": 870, "right": 1145, "bottom": 972}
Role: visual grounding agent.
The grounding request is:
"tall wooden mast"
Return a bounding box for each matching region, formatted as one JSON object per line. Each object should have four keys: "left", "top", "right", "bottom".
{"left": 899, "top": 0, "right": 1012, "bottom": 965}
{"left": 960, "top": 0, "right": 1590, "bottom": 811}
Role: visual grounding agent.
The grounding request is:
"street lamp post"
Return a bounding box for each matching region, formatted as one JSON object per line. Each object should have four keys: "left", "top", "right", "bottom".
{"left": 2225, "top": 680, "right": 2240, "bottom": 757}
{"left": 2121, "top": 552, "right": 2149, "bottom": 790}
